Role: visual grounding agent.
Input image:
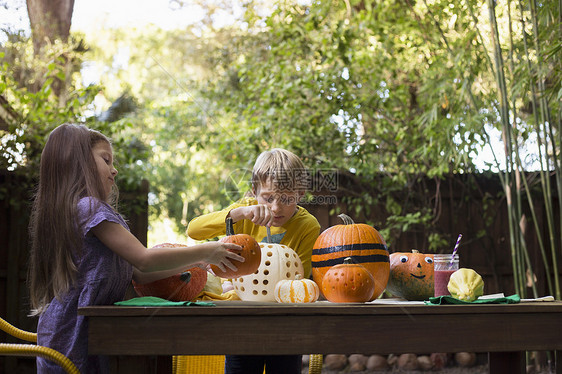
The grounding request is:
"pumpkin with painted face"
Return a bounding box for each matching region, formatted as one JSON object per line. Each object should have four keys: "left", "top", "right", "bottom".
{"left": 386, "top": 249, "right": 434, "bottom": 300}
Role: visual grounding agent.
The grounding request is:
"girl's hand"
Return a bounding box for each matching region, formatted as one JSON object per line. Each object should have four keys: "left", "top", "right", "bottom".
{"left": 231, "top": 205, "right": 273, "bottom": 227}
{"left": 205, "top": 242, "right": 245, "bottom": 273}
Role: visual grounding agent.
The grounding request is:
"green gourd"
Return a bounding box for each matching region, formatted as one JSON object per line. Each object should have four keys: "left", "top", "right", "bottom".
{"left": 447, "top": 268, "right": 484, "bottom": 301}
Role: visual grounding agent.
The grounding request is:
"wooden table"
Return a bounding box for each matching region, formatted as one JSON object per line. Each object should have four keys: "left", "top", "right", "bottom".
{"left": 79, "top": 300, "right": 562, "bottom": 373}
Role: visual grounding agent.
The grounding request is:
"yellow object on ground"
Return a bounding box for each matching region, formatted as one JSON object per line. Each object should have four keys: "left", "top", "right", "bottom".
{"left": 0, "top": 317, "right": 80, "bottom": 374}
{"left": 173, "top": 355, "right": 225, "bottom": 374}
{"left": 173, "top": 354, "right": 324, "bottom": 374}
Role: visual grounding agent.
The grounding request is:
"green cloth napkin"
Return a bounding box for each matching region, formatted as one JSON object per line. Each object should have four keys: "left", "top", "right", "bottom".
{"left": 115, "top": 296, "right": 215, "bottom": 307}
{"left": 425, "top": 294, "right": 520, "bottom": 305}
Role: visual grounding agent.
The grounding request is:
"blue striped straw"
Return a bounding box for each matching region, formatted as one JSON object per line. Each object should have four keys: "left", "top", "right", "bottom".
{"left": 450, "top": 234, "right": 462, "bottom": 264}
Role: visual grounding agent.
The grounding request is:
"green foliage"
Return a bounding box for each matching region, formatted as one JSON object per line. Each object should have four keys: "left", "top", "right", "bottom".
{"left": 5, "top": 0, "right": 557, "bottom": 264}
{"left": 188, "top": 0, "right": 490, "bottom": 245}
{"left": 56, "top": 0, "right": 557, "bottom": 255}
{"left": 196, "top": 0, "right": 560, "bottom": 255}
{"left": 0, "top": 34, "right": 148, "bottom": 202}
{"left": 1, "top": 47, "right": 98, "bottom": 173}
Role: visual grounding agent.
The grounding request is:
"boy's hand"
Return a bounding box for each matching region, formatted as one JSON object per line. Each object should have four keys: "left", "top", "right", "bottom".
{"left": 205, "top": 242, "right": 245, "bottom": 273}
{"left": 229, "top": 205, "right": 273, "bottom": 227}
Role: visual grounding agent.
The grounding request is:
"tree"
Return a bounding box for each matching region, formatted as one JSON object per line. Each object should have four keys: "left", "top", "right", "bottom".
{"left": 24, "top": 0, "right": 78, "bottom": 99}
{"left": 1, "top": 0, "right": 147, "bottom": 202}
{"left": 165, "top": 0, "right": 561, "bottom": 297}
{"left": 46, "top": 0, "right": 560, "bottom": 297}
{"left": 26, "top": 0, "right": 75, "bottom": 54}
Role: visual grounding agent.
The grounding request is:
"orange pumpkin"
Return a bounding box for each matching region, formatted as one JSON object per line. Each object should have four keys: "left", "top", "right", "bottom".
{"left": 210, "top": 217, "right": 262, "bottom": 278}
{"left": 321, "top": 257, "right": 375, "bottom": 303}
{"left": 386, "top": 249, "right": 434, "bottom": 300}
{"left": 312, "top": 214, "right": 389, "bottom": 300}
{"left": 132, "top": 243, "right": 208, "bottom": 301}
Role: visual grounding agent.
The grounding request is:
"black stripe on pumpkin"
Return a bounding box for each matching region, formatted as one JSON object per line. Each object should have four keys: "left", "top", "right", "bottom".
{"left": 312, "top": 243, "right": 388, "bottom": 255}
{"left": 312, "top": 254, "right": 389, "bottom": 268}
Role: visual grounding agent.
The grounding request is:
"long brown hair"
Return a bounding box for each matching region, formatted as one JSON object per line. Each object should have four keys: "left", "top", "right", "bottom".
{"left": 28, "top": 124, "right": 114, "bottom": 315}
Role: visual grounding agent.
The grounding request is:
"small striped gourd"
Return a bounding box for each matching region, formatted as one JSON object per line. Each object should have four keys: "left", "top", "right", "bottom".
{"left": 274, "top": 275, "right": 320, "bottom": 303}
{"left": 312, "top": 214, "right": 389, "bottom": 300}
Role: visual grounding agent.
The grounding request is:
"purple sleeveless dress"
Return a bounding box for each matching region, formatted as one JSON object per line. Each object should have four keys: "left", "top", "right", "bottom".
{"left": 37, "top": 197, "right": 134, "bottom": 373}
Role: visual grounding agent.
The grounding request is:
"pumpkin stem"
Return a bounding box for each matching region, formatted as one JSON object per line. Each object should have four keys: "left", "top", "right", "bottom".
{"left": 338, "top": 213, "right": 355, "bottom": 225}
{"left": 412, "top": 249, "right": 419, "bottom": 253}
{"left": 343, "top": 257, "right": 356, "bottom": 264}
{"left": 179, "top": 271, "right": 192, "bottom": 284}
{"left": 225, "top": 217, "right": 235, "bottom": 236}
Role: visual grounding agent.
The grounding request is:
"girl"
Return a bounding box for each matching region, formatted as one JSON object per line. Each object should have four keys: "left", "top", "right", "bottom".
{"left": 27, "top": 123, "right": 244, "bottom": 373}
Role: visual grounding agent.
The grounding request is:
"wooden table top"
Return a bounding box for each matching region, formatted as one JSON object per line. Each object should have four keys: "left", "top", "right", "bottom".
{"left": 80, "top": 300, "right": 562, "bottom": 356}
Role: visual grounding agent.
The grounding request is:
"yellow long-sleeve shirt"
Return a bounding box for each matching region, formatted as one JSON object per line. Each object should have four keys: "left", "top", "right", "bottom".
{"left": 187, "top": 197, "right": 320, "bottom": 277}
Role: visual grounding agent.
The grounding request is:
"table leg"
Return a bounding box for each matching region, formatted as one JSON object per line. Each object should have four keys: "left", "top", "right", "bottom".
{"left": 488, "top": 351, "right": 525, "bottom": 374}
{"left": 108, "top": 355, "right": 172, "bottom": 374}
{"left": 156, "top": 355, "right": 173, "bottom": 374}
{"left": 110, "top": 355, "right": 158, "bottom": 374}
{"left": 556, "top": 350, "right": 561, "bottom": 374}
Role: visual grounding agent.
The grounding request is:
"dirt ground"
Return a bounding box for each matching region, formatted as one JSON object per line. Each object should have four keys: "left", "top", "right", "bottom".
{"left": 303, "top": 364, "right": 557, "bottom": 374}
{"left": 300, "top": 353, "right": 557, "bottom": 374}
{"left": 307, "top": 365, "right": 489, "bottom": 374}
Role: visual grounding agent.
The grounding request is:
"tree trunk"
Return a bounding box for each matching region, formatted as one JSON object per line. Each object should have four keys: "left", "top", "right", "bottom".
{"left": 26, "top": 0, "right": 75, "bottom": 100}
{"left": 26, "top": 0, "right": 75, "bottom": 55}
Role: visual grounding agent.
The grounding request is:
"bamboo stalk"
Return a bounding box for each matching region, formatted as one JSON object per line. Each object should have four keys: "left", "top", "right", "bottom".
{"left": 424, "top": 0, "right": 559, "bottom": 297}
{"left": 464, "top": 1, "right": 512, "bottom": 185}
{"left": 518, "top": 167, "right": 553, "bottom": 295}
{"left": 506, "top": 0, "right": 533, "bottom": 296}
{"left": 463, "top": 2, "right": 509, "bottom": 181}
{"left": 515, "top": 0, "right": 557, "bottom": 297}
{"left": 507, "top": 0, "right": 542, "bottom": 297}
{"left": 487, "top": 0, "right": 531, "bottom": 296}
{"left": 527, "top": 0, "right": 561, "bottom": 299}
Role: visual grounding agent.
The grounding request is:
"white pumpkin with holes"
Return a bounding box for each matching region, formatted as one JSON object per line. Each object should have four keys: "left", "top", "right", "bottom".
{"left": 232, "top": 242, "right": 304, "bottom": 301}
{"left": 274, "top": 274, "right": 320, "bottom": 303}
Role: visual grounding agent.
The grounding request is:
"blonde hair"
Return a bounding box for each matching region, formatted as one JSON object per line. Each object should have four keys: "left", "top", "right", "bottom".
{"left": 251, "top": 148, "right": 309, "bottom": 193}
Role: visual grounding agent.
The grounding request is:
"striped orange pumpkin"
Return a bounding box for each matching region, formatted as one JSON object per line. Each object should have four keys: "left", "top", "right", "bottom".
{"left": 312, "top": 214, "right": 389, "bottom": 300}
{"left": 274, "top": 275, "right": 320, "bottom": 303}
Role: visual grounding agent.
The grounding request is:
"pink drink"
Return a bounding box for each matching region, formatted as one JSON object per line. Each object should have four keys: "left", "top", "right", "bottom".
{"left": 433, "top": 253, "right": 459, "bottom": 297}
{"left": 434, "top": 269, "right": 456, "bottom": 297}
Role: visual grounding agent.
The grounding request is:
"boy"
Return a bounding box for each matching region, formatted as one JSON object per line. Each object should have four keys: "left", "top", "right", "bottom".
{"left": 187, "top": 148, "right": 321, "bottom": 374}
